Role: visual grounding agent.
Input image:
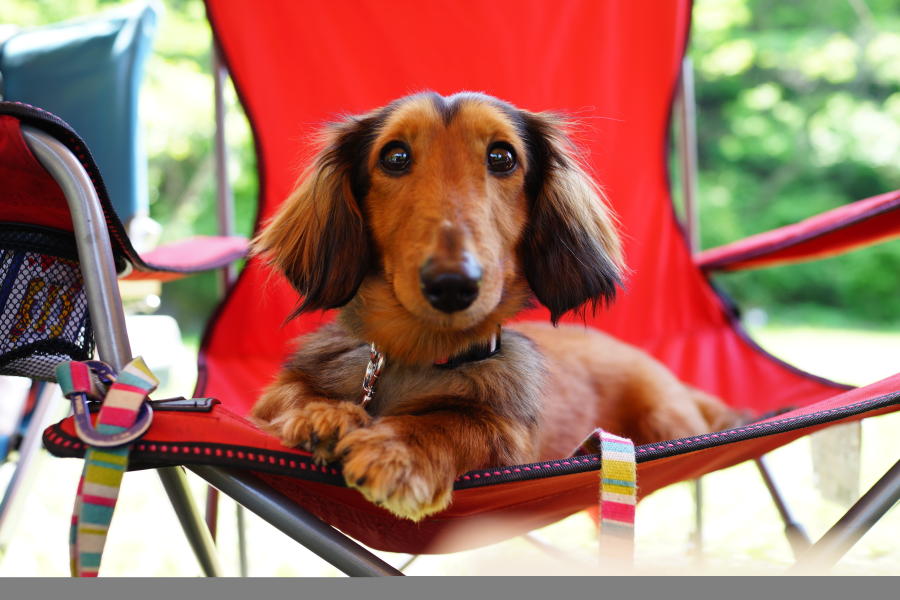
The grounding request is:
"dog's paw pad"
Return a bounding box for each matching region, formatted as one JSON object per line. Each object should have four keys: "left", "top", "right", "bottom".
{"left": 336, "top": 427, "right": 453, "bottom": 521}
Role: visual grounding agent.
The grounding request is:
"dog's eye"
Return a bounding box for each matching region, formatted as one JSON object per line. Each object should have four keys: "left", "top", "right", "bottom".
{"left": 487, "top": 143, "right": 517, "bottom": 174}
{"left": 379, "top": 142, "right": 412, "bottom": 174}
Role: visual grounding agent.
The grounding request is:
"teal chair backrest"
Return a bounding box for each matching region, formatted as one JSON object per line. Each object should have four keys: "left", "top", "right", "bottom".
{"left": 0, "top": 2, "right": 159, "bottom": 226}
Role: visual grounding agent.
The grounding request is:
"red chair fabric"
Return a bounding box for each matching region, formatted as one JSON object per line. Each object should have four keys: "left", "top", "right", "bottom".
{"left": 199, "top": 0, "right": 848, "bottom": 423}
{"left": 44, "top": 374, "right": 900, "bottom": 553}
{"left": 36, "top": 0, "right": 900, "bottom": 553}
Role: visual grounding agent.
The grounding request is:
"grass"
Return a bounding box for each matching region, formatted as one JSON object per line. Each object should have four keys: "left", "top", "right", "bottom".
{"left": 0, "top": 318, "right": 897, "bottom": 576}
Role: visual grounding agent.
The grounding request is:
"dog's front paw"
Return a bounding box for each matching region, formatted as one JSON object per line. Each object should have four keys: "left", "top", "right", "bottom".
{"left": 335, "top": 424, "right": 454, "bottom": 521}
{"left": 268, "top": 401, "right": 372, "bottom": 464}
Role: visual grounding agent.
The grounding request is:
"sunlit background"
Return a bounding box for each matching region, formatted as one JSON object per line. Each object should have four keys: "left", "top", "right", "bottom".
{"left": 0, "top": 0, "right": 898, "bottom": 576}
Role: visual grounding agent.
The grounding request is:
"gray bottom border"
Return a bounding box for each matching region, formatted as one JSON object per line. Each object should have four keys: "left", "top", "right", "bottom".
{"left": 1, "top": 576, "right": 897, "bottom": 600}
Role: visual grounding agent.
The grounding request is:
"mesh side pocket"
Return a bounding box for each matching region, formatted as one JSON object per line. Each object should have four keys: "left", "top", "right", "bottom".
{"left": 0, "top": 225, "right": 94, "bottom": 381}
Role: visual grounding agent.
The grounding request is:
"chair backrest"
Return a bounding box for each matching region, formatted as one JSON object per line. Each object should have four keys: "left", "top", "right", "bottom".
{"left": 0, "top": 110, "right": 93, "bottom": 379}
{"left": 0, "top": 100, "right": 150, "bottom": 380}
{"left": 0, "top": 1, "right": 158, "bottom": 226}
{"left": 200, "top": 0, "right": 846, "bottom": 415}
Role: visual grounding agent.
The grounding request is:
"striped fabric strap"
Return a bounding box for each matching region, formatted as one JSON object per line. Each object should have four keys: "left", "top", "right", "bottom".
{"left": 597, "top": 430, "right": 637, "bottom": 567}
{"left": 573, "top": 428, "right": 637, "bottom": 569}
{"left": 57, "top": 358, "right": 158, "bottom": 577}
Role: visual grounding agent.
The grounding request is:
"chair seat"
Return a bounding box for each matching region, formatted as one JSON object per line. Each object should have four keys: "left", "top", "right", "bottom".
{"left": 44, "top": 373, "right": 900, "bottom": 553}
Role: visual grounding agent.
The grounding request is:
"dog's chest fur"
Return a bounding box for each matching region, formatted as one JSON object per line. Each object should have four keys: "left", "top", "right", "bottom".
{"left": 286, "top": 322, "right": 546, "bottom": 431}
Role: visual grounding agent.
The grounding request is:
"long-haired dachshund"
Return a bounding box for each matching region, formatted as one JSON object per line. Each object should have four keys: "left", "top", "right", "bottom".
{"left": 251, "top": 92, "right": 737, "bottom": 521}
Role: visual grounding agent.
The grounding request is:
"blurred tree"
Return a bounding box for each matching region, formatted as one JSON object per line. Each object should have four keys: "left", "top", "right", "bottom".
{"left": 689, "top": 0, "right": 900, "bottom": 326}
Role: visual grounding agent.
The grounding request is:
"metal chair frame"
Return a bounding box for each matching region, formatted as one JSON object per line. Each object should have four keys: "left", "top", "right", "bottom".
{"left": 21, "top": 124, "right": 401, "bottom": 577}
{"left": 10, "top": 51, "right": 897, "bottom": 575}
{"left": 670, "top": 58, "right": 899, "bottom": 571}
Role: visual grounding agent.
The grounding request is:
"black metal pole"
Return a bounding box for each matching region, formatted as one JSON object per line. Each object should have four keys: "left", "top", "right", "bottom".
{"left": 191, "top": 465, "right": 403, "bottom": 576}
{"left": 236, "top": 499, "right": 249, "bottom": 576}
{"left": 791, "top": 459, "right": 900, "bottom": 573}
{"left": 158, "top": 467, "right": 225, "bottom": 576}
{"left": 755, "top": 456, "right": 811, "bottom": 558}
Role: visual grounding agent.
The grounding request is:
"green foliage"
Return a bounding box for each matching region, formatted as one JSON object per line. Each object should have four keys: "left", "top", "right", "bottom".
{"left": 137, "top": 1, "right": 257, "bottom": 334}
{"left": 688, "top": 0, "right": 900, "bottom": 327}
{"left": 6, "top": 0, "right": 900, "bottom": 332}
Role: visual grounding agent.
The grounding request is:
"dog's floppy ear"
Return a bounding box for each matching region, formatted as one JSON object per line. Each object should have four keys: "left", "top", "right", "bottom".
{"left": 519, "top": 111, "right": 623, "bottom": 324}
{"left": 253, "top": 114, "right": 382, "bottom": 314}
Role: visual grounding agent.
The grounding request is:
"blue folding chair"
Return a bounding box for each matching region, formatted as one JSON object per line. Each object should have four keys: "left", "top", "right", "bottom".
{"left": 0, "top": 1, "right": 159, "bottom": 229}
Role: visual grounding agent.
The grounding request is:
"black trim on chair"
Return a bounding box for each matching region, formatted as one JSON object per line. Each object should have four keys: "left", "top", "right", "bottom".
{"left": 42, "top": 390, "right": 900, "bottom": 490}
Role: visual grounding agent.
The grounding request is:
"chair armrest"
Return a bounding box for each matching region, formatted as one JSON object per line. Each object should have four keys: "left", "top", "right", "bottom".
{"left": 123, "top": 235, "right": 249, "bottom": 281}
{"left": 697, "top": 190, "right": 900, "bottom": 272}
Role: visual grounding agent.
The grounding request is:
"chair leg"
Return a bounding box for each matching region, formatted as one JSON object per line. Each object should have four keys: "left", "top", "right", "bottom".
{"left": 204, "top": 485, "right": 250, "bottom": 576}
{"left": 755, "top": 455, "right": 811, "bottom": 558}
{"left": 397, "top": 554, "right": 418, "bottom": 572}
{"left": 691, "top": 478, "right": 703, "bottom": 562}
{"left": 191, "top": 465, "right": 402, "bottom": 576}
{"left": 157, "top": 467, "right": 224, "bottom": 576}
{"left": 790, "top": 459, "right": 900, "bottom": 573}
{"left": 0, "top": 383, "right": 66, "bottom": 555}
{"left": 236, "top": 504, "right": 249, "bottom": 576}
{"left": 205, "top": 487, "right": 219, "bottom": 540}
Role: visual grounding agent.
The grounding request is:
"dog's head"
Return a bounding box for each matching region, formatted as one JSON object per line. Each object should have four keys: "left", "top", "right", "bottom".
{"left": 254, "top": 92, "right": 622, "bottom": 361}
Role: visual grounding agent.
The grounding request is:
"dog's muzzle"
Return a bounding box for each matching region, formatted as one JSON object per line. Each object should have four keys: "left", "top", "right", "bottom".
{"left": 419, "top": 252, "right": 482, "bottom": 313}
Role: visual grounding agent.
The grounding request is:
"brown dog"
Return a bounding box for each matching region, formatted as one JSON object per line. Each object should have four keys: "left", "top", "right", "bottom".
{"left": 251, "top": 92, "right": 737, "bottom": 521}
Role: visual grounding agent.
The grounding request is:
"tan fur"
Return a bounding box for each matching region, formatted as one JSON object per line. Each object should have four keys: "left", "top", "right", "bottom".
{"left": 252, "top": 92, "right": 739, "bottom": 521}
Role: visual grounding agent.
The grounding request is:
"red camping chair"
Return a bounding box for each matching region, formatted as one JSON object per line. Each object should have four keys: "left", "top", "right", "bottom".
{"left": 23, "top": 0, "right": 900, "bottom": 574}
{"left": 0, "top": 100, "right": 245, "bottom": 575}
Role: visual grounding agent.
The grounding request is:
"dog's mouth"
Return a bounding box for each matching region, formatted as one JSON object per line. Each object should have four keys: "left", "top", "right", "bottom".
{"left": 407, "top": 275, "right": 530, "bottom": 335}
{"left": 406, "top": 291, "right": 496, "bottom": 332}
{"left": 341, "top": 269, "right": 528, "bottom": 365}
{"left": 396, "top": 251, "right": 532, "bottom": 331}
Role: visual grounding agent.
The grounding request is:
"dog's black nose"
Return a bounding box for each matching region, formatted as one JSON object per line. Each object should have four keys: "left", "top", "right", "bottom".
{"left": 420, "top": 254, "right": 482, "bottom": 313}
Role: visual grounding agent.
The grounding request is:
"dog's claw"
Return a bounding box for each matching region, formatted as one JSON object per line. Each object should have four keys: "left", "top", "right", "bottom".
{"left": 338, "top": 426, "right": 454, "bottom": 521}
